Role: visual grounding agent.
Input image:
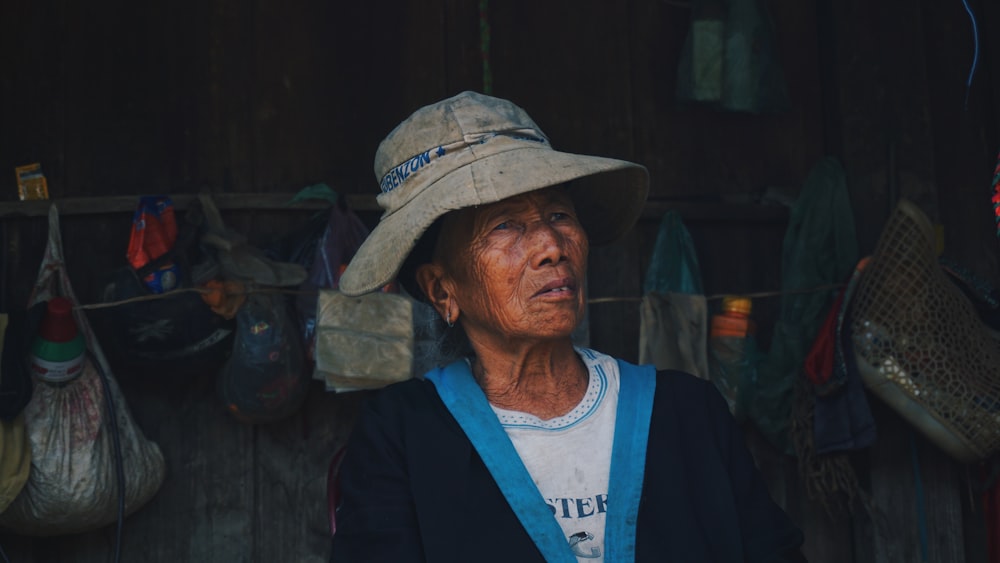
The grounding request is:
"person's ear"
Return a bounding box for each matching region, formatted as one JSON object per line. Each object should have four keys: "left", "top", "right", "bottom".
{"left": 415, "top": 262, "right": 451, "bottom": 321}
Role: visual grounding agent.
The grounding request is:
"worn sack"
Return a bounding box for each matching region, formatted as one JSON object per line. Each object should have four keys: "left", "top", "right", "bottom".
{"left": 0, "top": 205, "right": 165, "bottom": 536}
{"left": 314, "top": 290, "right": 414, "bottom": 392}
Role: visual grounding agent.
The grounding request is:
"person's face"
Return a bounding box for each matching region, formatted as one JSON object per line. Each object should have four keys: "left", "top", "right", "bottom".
{"left": 427, "top": 186, "right": 590, "bottom": 347}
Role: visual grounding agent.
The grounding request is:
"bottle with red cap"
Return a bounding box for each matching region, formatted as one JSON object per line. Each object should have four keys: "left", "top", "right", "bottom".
{"left": 708, "top": 295, "right": 758, "bottom": 422}
{"left": 710, "top": 295, "right": 756, "bottom": 338}
{"left": 29, "top": 297, "right": 87, "bottom": 384}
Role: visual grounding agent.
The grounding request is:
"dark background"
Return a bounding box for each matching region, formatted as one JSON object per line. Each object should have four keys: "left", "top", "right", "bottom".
{"left": 1, "top": 0, "right": 998, "bottom": 561}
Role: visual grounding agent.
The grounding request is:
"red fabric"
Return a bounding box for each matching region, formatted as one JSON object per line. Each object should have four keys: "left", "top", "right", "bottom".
{"left": 126, "top": 197, "right": 177, "bottom": 270}
{"left": 327, "top": 446, "right": 347, "bottom": 538}
{"left": 803, "top": 290, "right": 845, "bottom": 388}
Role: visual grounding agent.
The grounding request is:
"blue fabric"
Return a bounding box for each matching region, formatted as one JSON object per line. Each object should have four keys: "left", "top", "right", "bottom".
{"left": 605, "top": 360, "right": 656, "bottom": 561}
{"left": 425, "top": 359, "right": 656, "bottom": 563}
{"left": 426, "top": 362, "right": 574, "bottom": 562}
{"left": 331, "top": 369, "right": 807, "bottom": 562}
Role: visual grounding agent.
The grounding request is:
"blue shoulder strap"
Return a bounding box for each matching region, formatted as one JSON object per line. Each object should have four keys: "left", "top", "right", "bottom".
{"left": 425, "top": 358, "right": 656, "bottom": 563}
{"left": 605, "top": 359, "right": 656, "bottom": 562}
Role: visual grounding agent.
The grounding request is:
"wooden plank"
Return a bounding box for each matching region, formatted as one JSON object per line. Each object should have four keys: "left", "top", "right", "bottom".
{"left": 93, "top": 372, "right": 256, "bottom": 562}
{"left": 856, "top": 404, "right": 970, "bottom": 562}
{"left": 921, "top": 0, "right": 1000, "bottom": 286}
{"left": 587, "top": 229, "right": 642, "bottom": 363}
{"left": 0, "top": 195, "right": 790, "bottom": 222}
{"left": 822, "top": 0, "right": 939, "bottom": 255}
{"left": 196, "top": 0, "right": 256, "bottom": 193}
{"left": 444, "top": 0, "right": 485, "bottom": 95}
{"left": 484, "top": 2, "right": 640, "bottom": 361}
{"left": 0, "top": 532, "right": 34, "bottom": 563}
{"left": 641, "top": 201, "right": 789, "bottom": 222}
{"left": 916, "top": 433, "right": 966, "bottom": 562}
{"left": 0, "top": 0, "right": 68, "bottom": 201}
{"left": 253, "top": 383, "right": 366, "bottom": 563}
{"left": 250, "top": 0, "right": 342, "bottom": 193}
{"left": 629, "top": 0, "right": 825, "bottom": 201}
{"left": 0, "top": 193, "right": 380, "bottom": 218}
{"left": 486, "top": 1, "right": 635, "bottom": 160}
{"left": 0, "top": 363, "right": 255, "bottom": 562}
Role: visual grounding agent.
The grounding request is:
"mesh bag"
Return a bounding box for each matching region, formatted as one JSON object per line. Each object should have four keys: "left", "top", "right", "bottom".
{"left": 848, "top": 199, "right": 1000, "bottom": 463}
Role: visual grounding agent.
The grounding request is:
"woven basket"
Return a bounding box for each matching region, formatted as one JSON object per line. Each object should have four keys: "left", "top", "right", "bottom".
{"left": 848, "top": 199, "right": 1000, "bottom": 463}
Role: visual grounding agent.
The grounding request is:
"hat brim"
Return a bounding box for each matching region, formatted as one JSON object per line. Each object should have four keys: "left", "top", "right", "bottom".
{"left": 339, "top": 146, "right": 649, "bottom": 295}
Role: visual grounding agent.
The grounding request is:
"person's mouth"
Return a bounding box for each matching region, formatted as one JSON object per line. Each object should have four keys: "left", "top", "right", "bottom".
{"left": 534, "top": 278, "right": 577, "bottom": 298}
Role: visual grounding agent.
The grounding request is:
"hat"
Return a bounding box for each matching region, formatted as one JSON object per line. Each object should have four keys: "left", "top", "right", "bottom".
{"left": 338, "top": 91, "right": 649, "bottom": 296}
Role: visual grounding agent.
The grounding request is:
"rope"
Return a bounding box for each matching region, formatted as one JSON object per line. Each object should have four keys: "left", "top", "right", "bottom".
{"left": 74, "top": 283, "right": 844, "bottom": 312}
{"left": 73, "top": 286, "right": 317, "bottom": 311}
{"left": 588, "top": 283, "right": 844, "bottom": 305}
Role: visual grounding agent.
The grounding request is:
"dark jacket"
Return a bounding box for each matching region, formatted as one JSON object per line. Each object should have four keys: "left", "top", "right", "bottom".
{"left": 331, "top": 369, "right": 805, "bottom": 562}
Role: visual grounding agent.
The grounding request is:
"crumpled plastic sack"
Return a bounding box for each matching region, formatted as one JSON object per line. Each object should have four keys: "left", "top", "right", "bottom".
{"left": 295, "top": 200, "right": 370, "bottom": 362}
{"left": 639, "top": 211, "right": 710, "bottom": 379}
{"left": 198, "top": 193, "right": 307, "bottom": 287}
{"left": 217, "top": 291, "right": 309, "bottom": 423}
{"left": 675, "top": 0, "right": 790, "bottom": 113}
{"left": 0, "top": 358, "right": 166, "bottom": 536}
{"left": 0, "top": 204, "right": 165, "bottom": 536}
{"left": 315, "top": 290, "right": 414, "bottom": 392}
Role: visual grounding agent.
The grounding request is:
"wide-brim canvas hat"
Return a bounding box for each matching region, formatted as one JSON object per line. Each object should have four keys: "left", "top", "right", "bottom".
{"left": 338, "top": 90, "right": 649, "bottom": 296}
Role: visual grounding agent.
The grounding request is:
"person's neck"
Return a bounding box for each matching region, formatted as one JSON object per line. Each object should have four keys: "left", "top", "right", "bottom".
{"left": 470, "top": 340, "right": 589, "bottom": 420}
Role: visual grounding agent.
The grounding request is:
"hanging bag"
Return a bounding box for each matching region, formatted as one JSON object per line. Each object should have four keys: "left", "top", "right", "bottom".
{"left": 0, "top": 205, "right": 166, "bottom": 536}
{"left": 639, "top": 211, "right": 710, "bottom": 379}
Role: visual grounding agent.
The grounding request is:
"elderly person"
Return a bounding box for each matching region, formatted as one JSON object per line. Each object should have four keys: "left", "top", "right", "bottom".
{"left": 330, "top": 91, "right": 804, "bottom": 562}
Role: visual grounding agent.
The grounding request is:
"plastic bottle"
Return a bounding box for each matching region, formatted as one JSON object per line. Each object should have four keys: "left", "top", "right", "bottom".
{"left": 29, "top": 297, "right": 87, "bottom": 384}
{"left": 710, "top": 295, "right": 756, "bottom": 338}
{"left": 708, "top": 295, "right": 758, "bottom": 422}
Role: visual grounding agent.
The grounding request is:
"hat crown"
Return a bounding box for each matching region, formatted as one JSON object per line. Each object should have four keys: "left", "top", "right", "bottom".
{"left": 374, "top": 91, "right": 547, "bottom": 189}
{"left": 338, "top": 91, "right": 648, "bottom": 296}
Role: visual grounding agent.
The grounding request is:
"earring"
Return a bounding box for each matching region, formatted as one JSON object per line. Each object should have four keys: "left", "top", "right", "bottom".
{"left": 446, "top": 302, "right": 455, "bottom": 328}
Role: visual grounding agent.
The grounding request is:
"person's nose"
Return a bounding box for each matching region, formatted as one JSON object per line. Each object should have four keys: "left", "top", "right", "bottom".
{"left": 527, "top": 221, "right": 566, "bottom": 268}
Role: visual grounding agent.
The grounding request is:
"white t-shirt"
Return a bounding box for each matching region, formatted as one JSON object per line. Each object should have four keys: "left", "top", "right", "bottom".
{"left": 490, "top": 348, "right": 619, "bottom": 562}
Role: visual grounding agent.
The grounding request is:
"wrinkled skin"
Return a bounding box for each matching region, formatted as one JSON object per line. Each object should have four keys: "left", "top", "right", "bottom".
{"left": 416, "top": 186, "right": 591, "bottom": 418}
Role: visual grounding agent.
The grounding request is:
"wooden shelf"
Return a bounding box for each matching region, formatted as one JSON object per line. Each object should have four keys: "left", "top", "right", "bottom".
{"left": 0, "top": 194, "right": 788, "bottom": 223}
{"left": 0, "top": 193, "right": 382, "bottom": 218}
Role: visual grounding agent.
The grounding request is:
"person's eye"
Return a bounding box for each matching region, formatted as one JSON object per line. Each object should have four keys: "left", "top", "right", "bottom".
{"left": 551, "top": 212, "right": 572, "bottom": 222}
{"left": 493, "top": 221, "right": 511, "bottom": 231}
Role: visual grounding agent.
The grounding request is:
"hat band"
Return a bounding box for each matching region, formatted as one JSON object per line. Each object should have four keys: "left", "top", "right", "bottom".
{"left": 379, "top": 129, "right": 547, "bottom": 194}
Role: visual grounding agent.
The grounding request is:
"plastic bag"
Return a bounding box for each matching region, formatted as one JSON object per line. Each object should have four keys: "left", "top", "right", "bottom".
{"left": 101, "top": 266, "right": 234, "bottom": 372}
{"left": 639, "top": 211, "right": 710, "bottom": 379}
{"left": 0, "top": 205, "right": 166, "bottom": 536}
{"left": 198, "top": 194, "right": 307, "bottom": 287}
{"left": 126, "top": 195, "right": 180, "bottom": 293}
{"left": 217, "top": 291, "right": 309, "bottom": 423}
{"left": 296, "top": 201, "right": 371, "bottom": 362}
{"left": 675, "top": 0, "right": 790, "bottom": 113}
{"left": 102, "top": 196, "right": 236, "bottom": 374}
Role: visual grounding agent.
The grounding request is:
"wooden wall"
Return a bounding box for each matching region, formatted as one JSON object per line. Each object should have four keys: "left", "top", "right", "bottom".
{"left": 0, "top": 0, "right": 998, "bottom": 561}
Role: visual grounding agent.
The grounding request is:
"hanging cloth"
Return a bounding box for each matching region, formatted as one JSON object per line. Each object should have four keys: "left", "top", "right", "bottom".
{"left": 639, "top": 211, "right": 709, "bottom": 379}
{"left": 755, "top": 157, "right": 858, "bottom": 454}
{"left": 675, "top": 0, "right": 790, "bottom": 113}
{"left": 425, "top": 359, "right": 656, "bottom": 562}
